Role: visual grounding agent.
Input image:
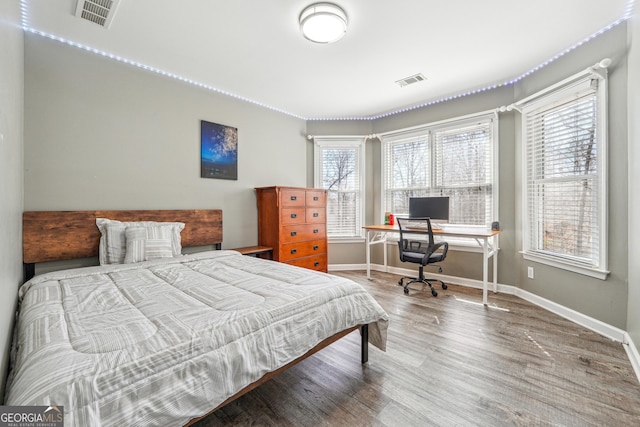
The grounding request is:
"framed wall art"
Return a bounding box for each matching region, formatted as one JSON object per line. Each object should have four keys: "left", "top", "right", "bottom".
{"left": 200, "top": 120, "right": 238, "bottom": 180}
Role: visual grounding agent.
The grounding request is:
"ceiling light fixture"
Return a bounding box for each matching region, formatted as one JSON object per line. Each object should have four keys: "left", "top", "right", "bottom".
{"left": 299, "top": 3, "right": 348, "bottom": 44}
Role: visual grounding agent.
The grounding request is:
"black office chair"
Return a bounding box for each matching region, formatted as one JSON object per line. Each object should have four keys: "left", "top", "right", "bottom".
{"left": 396, "top": 217, "right": 449, "bottom": 296}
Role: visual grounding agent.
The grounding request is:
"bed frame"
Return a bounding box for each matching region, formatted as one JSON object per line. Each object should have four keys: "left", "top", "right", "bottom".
{"left": 21, "top": 209, "right": 369, "bottom": 424}
{"left": 23, "top": 209, "right": 223, "bottom": 282}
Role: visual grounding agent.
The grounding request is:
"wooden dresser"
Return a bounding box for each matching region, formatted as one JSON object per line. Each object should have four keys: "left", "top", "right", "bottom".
{"left": 255, "top": 186, "right": 327, "bottom": 272}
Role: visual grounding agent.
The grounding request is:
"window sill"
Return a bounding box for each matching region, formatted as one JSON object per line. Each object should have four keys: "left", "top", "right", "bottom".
{"left": 522, "top": 252, "right": 609, "bottom": 280}
{"left": 328, "top": 237, "right": 365, "bottom": 244}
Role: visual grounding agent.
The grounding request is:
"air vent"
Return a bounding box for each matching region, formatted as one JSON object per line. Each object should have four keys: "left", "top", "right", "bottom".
{"left": 75, "top": 0, "right": 121, "bottom": 28}
{"left": 395, "top": 73, "right": 427, "bottom": 87}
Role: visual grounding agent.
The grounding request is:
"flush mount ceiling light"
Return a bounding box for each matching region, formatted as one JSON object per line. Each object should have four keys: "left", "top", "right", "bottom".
{"left": 299, "top": 3, "right": 348, "bottom": 44}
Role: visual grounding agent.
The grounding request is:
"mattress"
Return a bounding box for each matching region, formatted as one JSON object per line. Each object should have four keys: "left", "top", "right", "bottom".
{"left": 5, "top": 250, "right": 388, "bottom": 426}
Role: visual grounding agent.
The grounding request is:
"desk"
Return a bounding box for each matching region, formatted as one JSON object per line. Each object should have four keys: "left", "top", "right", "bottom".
{"left": 363, "top": 224, "right": 501, "bottom": 305}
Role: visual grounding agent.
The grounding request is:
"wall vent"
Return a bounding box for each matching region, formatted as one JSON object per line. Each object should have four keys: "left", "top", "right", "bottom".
{"left": 395, "top": 73, "right": 427, "bottom": 87}
{"left": 75, "top": 0, "right": 121, "bottom": 28}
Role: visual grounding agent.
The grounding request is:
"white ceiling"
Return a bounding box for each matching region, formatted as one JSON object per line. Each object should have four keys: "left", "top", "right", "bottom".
{"left": 22, "top": 0, "right": 633, "bottom": 119}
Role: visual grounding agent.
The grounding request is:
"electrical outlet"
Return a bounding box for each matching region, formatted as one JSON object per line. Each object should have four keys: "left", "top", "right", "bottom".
{"left": 527, "top": 267, "right": 534, "bottom": 279}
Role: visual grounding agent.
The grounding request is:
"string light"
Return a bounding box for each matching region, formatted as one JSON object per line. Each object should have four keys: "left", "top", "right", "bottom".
{"left": 20, "top": 0, "right": 636, "bottom": 121}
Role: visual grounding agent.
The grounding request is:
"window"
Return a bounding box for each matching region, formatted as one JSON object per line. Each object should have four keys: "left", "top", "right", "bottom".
{"left": 521, "top": 72, "right": 608, "bottom": 279}
{"left": 314, "top": 137, "right": 365, "bottom": 239}
{"left": 381, "top": 113, "right": 497, "bottom": 227}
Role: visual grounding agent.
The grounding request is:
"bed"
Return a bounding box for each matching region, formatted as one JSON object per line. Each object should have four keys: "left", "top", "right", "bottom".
{"left": 6, "top": 210, "right": 389, "bottom": 426}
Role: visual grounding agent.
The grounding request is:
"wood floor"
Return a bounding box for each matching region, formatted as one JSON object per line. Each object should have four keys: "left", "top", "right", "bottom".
{"left": 194, "top": 270, "right": 640, "bottom": 426}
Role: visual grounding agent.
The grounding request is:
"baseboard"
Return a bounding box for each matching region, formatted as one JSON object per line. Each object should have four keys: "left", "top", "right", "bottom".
{"left": 329, "top": 262, "right": 639, "bottom": 383}
{"left": 624, "top": 333, "right": 640, "bottom": 382}
{"left": 511, "top": 287, "right": 627, "bottom": 342}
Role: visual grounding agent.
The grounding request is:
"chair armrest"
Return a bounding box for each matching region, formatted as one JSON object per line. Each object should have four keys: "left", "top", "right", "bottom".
{"left": 408, "top": 241, "right": 423, "bottom": 251}
{"left": 432, "top": 241, "right": 448, "bottom": 255}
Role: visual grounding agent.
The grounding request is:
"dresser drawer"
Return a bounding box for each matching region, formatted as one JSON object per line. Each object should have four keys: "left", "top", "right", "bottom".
{"left": 285, "top": 254, "right": 327, "bottom": 272}
{"left": 281, "top": 224, "right": 326, "bottom": 244}
{"left": 281, "top": 207, "right": 306, "bottom": 225}
{"left": 281, "top": 189, "right": 306, "bottom": 207}
{"left": 305, "top": 190, "right": 325, "bottom": 207}
{"left": 306, "top": 207, "right": 325, "bottom": 223}
{"left": 280, "top": 239, "right": 327, "bottom": 261}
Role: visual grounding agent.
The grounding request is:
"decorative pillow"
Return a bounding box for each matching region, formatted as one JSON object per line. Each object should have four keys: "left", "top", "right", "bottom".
{"left": 96, "top": 218, "right": 185, "bottom": 265}
{"left": 124, "top": 225, "right": 174, "bottom": 263}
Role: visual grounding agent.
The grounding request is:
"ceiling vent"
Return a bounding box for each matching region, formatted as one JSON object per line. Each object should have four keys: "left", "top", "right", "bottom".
{"left": 395, "top": 73, "right": 427, "bottom": 88}
{"left": 75, "top": 0, "right": 121, "bottom": 28}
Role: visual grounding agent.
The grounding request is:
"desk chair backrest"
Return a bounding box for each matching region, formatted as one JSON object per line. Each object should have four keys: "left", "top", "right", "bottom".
{"left": 395, "top": 217, "right": 448, "bottom": 266}
{"left": 395, "top": 217, "right": 449, "bottom": 296}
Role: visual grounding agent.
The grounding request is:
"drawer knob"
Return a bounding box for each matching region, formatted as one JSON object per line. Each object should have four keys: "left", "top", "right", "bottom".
{"left": 291, "top": 195, "right": 297, "bottom": 201}
{"left": 291, "top": 231, "right": 297, "bottom": 236}
{"left": 313, "top": 229, "right": 318, "bottom": 234}
{"left": 291, "top": 249, "right": 297, "bottom": 254}
{"left": 313, "top": 196, "right": 319, "bottom": 201}
{"left": 313, "top": 245, "right": 319, "bottom": 250}
{"left": 313, "top": 212, "right": 319, "bottom": 217}
{"left": 291, "top": 213, "right": 297, "bottom": 218}
{"left": 314, "top": 261, "right": 320, "bottom": 267}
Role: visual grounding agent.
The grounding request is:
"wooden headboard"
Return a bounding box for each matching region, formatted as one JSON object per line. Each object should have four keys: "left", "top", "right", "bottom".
{"left": 23, "top": 210, "right": 223, "bottom": 279}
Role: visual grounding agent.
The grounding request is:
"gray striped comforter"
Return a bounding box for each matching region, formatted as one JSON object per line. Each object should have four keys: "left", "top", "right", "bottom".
{"left": 5, "top": 250, "right": 388, "bottom": 426}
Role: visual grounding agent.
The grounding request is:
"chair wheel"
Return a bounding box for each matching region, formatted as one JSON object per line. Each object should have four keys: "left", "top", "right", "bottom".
{"left": 431, "top": 289, "right": 438, "bottom": 297}
{"left": 442, "top": 283, "right": 448, "bottom": 290}
{"left": 403, "top": 288, "right": 409, "bottom": 295}
{"left": 398, "top": 279, "right": 403, "bottom": 286}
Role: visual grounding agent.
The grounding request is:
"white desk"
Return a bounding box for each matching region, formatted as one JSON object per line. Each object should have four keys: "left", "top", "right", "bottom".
{"left": 363, "top": 224, "right": 501, "bottom": 305}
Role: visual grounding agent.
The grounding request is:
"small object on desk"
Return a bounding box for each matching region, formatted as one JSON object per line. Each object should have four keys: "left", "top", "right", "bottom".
{"left": 384, "top": 212, "right": 391, "bottom": 225}
{"left": 231, "top": 245, "right": 274, "bottom": 260}
{"left": 388, "top": 213, "right": 395, "bottom": 225}
{"left": 491, "top": 221, "right": 500, "bottom": 231}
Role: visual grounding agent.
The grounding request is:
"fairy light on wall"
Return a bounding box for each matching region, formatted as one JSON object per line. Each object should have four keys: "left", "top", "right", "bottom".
{"left": 20, "top": 0, "right": 636, "bottom": 122}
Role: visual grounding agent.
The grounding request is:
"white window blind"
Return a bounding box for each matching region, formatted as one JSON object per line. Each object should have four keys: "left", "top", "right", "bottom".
{"left": 434, "top": 121, "right": 493, "bottom": 225}
{"left": 383, "top": 136, "right": 430, "bottom": 215}
{"left": 522, "top": 74, "right": 608, "bottom": 278}
{"left": 382, "top": 113, "right": 496, "bottom": 226}
{"left": 314, "top": 137, "right": 365, "bottom": 239}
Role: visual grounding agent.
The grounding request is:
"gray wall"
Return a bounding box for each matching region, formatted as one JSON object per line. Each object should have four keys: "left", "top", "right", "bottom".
{"left": 14, "top": 11, "right": 640, "bottom": 360}
{"left": 311, "top": 24, "right": 630, "bottom": 329}
{"left": 513, "top": 25, "right": 629, "bottom": 329}
{"left": 0, "top": 3, "right": 24, "bottom": 401}
{"left": 24, "top": 34, "right": 307, "bottom": 258}
{"left": 627, "top": 12, "right": 640, "bottom": 353}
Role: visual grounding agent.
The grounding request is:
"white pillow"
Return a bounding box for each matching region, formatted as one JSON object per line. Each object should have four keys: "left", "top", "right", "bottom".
{"left": 124, "top": 225, "right": 174, "bottom": 263}
{"left": 96, "top": 218, "right": 185, "bottom": 265}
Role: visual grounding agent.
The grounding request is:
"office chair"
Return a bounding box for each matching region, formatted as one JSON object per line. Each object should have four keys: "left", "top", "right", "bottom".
{"left": 396, "top": 217, "right": 449, "bottom": 296}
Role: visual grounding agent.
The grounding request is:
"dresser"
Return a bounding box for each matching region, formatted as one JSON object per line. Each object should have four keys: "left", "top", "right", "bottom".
{"left": 255, "top": 186, "right": 327, "bottom": 272}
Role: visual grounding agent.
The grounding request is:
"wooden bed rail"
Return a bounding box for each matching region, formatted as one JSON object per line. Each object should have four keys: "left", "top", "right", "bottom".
{"left": 183, "top": 324, "right": 369, "bottom": 426}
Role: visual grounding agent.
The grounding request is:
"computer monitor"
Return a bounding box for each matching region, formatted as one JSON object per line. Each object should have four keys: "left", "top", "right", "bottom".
{"left": 409, "top": 196, "right": 450, "bottom": 221}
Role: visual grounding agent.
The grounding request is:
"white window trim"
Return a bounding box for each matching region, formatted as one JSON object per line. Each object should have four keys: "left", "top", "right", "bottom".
{"left": 518, "top": 66, "right": 609, "bottom": 279}
{"left": 313, "top": 136, "right": 366, "bottom": 240}
{"left": 379, "top": 110, "right": 499, "bottom": 238}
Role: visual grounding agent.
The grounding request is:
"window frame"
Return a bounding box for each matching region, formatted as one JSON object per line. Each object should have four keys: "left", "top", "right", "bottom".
{"left": 380, "top": 111, "right": 499, "bottom": 248}
{"left": 314, "top": 136, "right": 366, "bottom": 241}
{"left": 519, "top": 69, "right": 609, "bottom": 279}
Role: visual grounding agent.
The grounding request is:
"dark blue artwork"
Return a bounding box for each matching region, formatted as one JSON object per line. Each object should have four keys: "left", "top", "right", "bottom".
{"left": 201, "top": 120, "right": 238, "bottom": 180}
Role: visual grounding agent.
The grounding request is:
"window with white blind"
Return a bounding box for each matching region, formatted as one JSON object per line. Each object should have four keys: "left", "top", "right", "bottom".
{"left": 521, "top": 72, "right": 608, "bottom": 279}
{"left": 382, "top": 113, "right": 497, "bottom": 228}
{"left": 314, "top": 137, "right": 365, "bottom": 239}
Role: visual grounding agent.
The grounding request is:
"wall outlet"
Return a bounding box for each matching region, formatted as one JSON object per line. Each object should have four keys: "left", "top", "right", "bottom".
{"left": 527, "top": 266, "right": 534, "bottom": 279}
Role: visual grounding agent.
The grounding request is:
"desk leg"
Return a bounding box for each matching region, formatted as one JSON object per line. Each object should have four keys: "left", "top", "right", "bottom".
{"left": 383, "top": 234, "right": 388, "bottom": 272}
{"left": 482, "top": 238, "right": 488, "bottom": 305}
{"left": 366, "top": 230, "right": 372, "bottom": 280}
{"left": 493, "top": 236, "right": 498, "bottom": 294}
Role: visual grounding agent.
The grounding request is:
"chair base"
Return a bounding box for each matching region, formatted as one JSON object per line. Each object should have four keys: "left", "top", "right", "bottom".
{"left": 398, "top": 265, "right": 447, "bottom": 296}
